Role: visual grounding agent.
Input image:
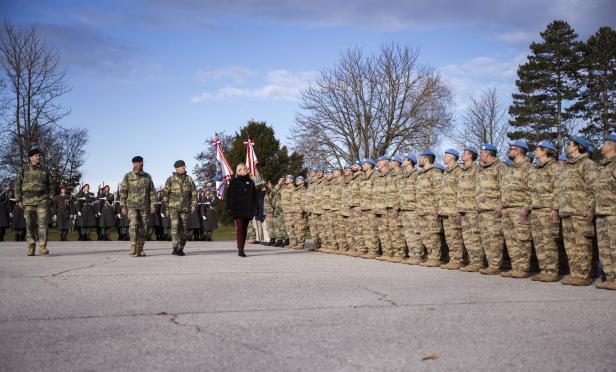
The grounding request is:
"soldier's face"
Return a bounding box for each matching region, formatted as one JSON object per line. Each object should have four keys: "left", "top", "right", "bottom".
{"left": 602, "top": 141, "right": 616, "bottom": 156}
{"left": 462, "top": 150, "right": 474, "bottom": 164}
{"left": 351, "top": 164, "right": 360, "bottom": 172}
{"left": 133, "top": 162, "right": 143, "bottom": 171}
{"left": 30, "top": 154, "right": 41, "bottom": 165}
{"left": 566, "top": 141, "right": 576, "bottom": 156}
{"left": 362, "top": 163, "right": 371, "bottom": 172}
{"left": 295, "top": 179, "right": 304, "bottom": 186}
{"left": 176, "top": 166, "right": 186, "bottom": 175}
{"left": 344, "top": 169, "right": 352, "bottom": 176}
{"left": 479, "top": 150, "right": 492, "bottom": 164}
{"left": 83, "top": 186, "right": 89, "bottom": 192}
{"left": 444, "top": 154, "right": 456, "bottom": 165}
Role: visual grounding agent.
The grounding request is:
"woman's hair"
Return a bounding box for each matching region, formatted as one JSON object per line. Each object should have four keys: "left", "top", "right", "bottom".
{"left": 236, "top": 163, "right": 247, "bottom": 175}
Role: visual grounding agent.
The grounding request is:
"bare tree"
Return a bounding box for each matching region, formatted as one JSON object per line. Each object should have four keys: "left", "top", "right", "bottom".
{"left": 450, "top": 88, "right": 510, "bottom": 155}
{"left": 291, "top": 44, "right": 453, "bottom": 168}
{"left": 0, "top": 21, "right": 86, "bottom": 188}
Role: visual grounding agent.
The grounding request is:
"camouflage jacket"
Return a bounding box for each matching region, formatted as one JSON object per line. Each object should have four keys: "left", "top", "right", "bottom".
{"left": 329, "top": 177, "right": 342, "bottom": 211}
{"left": 120, "top": 170, "right": 156, "bottom": 210}
{"left": 264, "top": 189, "right": 275, "bottom": 216}
{"left": 416, "top": 166, "right": 442, "bottom": 216}
{"left": 387, "top": 169, "right": 401, "bottom": 210}
{"left": 15, "top": 163, "right": 54, "bottom": 206}
{"left": 399, "top": 167, "right": 418, "bottom": 211}
{"left": 593, "top": 155, "right": 616, "bottom": 216}
{"left": 312, "top": 178, "right": 325, "bottom": 214}
{"left": 372, "top": 168, "right": 390, "bottom": 214}
{"left": 500, "top": 159, "right": 532, "bottom": 211}
{"left": 457, "top": 164, "right": 478, "bottom": 213}
{"left": 341, "top": 176, "right": 353, "bottom": 217}
{"left": 439, "top": 163, "right": 461, "bottom": 216}
{"left": 289, "top": 184, "right": 306, "bottom": 213}
{"left": 476, "top": 158, "right": 506, "bottom": 212}
{"left": 348, "top": 171, "right": 363, "bottom": 208}
{"left": 280, "top": 183, "right": 293, "bottom": 213}
{"left": 304, "top": 178, "right": 315, "bottom": 214}
{"left": 359, "top": 169, "right": 376, "bottom": 211}
{"left": 272, "top": 184, "right": 283, "bottom": 215}
{"left": 529, "top": 158, "right": 559, "bottom": 211}
{"left": 558, "top": 153, "right": 597, "bottom": 217}
{"left": 162, "top": 173, "right": 197, "bottom": 212}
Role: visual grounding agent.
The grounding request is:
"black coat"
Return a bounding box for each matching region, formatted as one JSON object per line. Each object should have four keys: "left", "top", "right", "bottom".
{"left": 97, "top": 193, "right": 116, "bottom": 228}
{"left": 201, "top": 194, "right": 218, "bottom": 230}
{"left": 226, "top": 175, "right": 257, "bottom": 220}
{"left": 53, "top": 194, "right": 72, "bottom": 230}
{"left": 75, "top": 191, "right": 97, "bottom": 228}
{"left": 0, "top": 192, "right": 10, "bottom": 228}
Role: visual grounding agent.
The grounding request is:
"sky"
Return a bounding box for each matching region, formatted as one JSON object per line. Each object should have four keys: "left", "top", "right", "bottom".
{"left": 3, "top": 0, "right": 615, "bottom": 187}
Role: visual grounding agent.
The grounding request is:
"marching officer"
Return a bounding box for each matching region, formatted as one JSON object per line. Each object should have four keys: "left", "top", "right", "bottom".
{"left": 163, "top": 160, "right": 198, "bottom": 256}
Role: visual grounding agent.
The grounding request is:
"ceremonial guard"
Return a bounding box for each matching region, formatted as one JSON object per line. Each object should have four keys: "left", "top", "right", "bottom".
{"left": 201, "top": 187, "right": 218, "bottom": 241}
{"left": 75, "top": 184, "right": 97, "bottom": 241}
{"left": 97, "top": 185, "right": 115, "bottom": 241}
{"left": 53, "top": 185, "right": 72, "bottom": 241}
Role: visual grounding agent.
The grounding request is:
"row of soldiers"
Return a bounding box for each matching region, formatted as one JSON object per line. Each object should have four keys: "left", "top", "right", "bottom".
{"left": 263, "top": 135, "right": 616, "bottom": 290}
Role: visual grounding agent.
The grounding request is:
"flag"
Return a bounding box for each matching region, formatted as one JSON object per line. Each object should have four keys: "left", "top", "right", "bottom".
{"left": 244, "top": 138, "right": 258, "bottom": 177}
{"left": 212, "top": 139, "right": 233, "bottom": 200}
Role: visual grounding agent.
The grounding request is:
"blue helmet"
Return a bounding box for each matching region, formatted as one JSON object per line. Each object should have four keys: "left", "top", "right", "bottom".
{"left": 509, "top": 140, "right": 529, "bottom": 150}
{"left": 390, "top": 155, "right": 403, "bottom": 164}
{"left": 572, "top": 135, "right": 593, "bottom": 153}
{"left": 464, "top": 146, "right": 479, "bottom": 155}
{"left": 481, "top": 143, "right": 498, "bottom": 153}
{"left": 377, "top": 155, "right": 390, "bottom": 162}
{"left": 607, "top": 133, "right": 616, "bottom": 142}
{"left": 536, "top": 141, "right": 557, "bottom": 152}
{"left": 363, "top": 158, "right": 376, "bottom": 167}
{"left": 404, "top": 152, "right": 417, "bottom": 164}
{"left": 558, "top": 154, "right": 567, "bottom": 161}
{"left": 445, "top": 148, "right": 460, "bottom": 159}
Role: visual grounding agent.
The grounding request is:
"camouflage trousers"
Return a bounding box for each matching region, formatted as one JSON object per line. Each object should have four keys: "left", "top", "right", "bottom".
{"left": 531, "top": 209, "right": 560, "bottom": 275}
{"left": 478, "top": 211, "right": 504, "bottom": 268}
{"left": 340, "top": 214, "right": 353, "bottom": 251}
{"left": 288, "top": 212, "right": 306, "bottom": 246}
{"left": 400, "top": 210, "right": 421, "bottom": 259}
{"left": 460, "top": 212, "right": 483, "bottom": 265}
{"left": 375, "top": 213, "right": 390, "bottom": 256}
{"left": 168, "top": 209, "right": 190, "bottom": 249}
{"left": 348, "top": 210, "right": 364, "bottom": 253}
{"left": 265, "top": 213, "right": 276, "bottom": 241}
{"left": 561, "top": 216, "right": 594, "bottom": 280}
{"left": 128, "top": 208, "right": 149, "bottom": 248}
{"left": 502, "top": 207, "right": 533, "bottom": 272}
{"left": 442, "top": 215, "right": 464, "bottom": 264}
{"left": 24, "top": 203, "right": 48, "bottom": 247}
{"left": 331, "top": 210, "right": 346, "bottom": 250}
{"left": 596, "top": 215, "right": 616, "bottom": 281}
{"left": 275, "top": 211, "right": 287, "bottom": 240}
{"left": 308, "top": 213, "right": 321, "bottom": 247}
{"left": 418, "top": 214, "right": 442, "bottom": 260}
{"left": 361, "top": 210, "right": 378, "bottom": 255}
{"left": 388, "top": 211, "right": 406, "bottom": 258}
{"left": 321, "top": 210, "right": 337, "bottom": 249}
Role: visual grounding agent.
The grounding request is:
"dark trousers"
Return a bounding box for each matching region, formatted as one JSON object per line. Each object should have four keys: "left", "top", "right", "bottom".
{"left": 234, "top": 218, "right": 251, "bottom": 250}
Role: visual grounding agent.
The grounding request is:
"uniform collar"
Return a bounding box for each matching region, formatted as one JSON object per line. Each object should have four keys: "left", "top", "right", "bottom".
{"left": 568, "top": 153, "right": 588, "bottom": 164}
{"left": 537, "top": 158, "right": 555, "bottom": 168}
{"left": 444, "top": 163, "right": 459, "bottom": 173}
{"left": 600, "top": 154, "right": 616, "bottom": 165}
{"left": 480, "top": 158, "right": 499, "bottom": 168}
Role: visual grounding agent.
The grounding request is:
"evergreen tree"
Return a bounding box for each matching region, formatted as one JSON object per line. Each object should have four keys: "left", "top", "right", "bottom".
{"left": 575, "top": 26, "right": 616, "bottom": 146}
{"left": 508, "top": 20, "right": 583, "bottom": 151}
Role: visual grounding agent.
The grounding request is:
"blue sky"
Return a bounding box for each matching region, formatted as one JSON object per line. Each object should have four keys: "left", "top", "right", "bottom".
{"left": 3, "top": 0, "right": 615, "bottom": 187}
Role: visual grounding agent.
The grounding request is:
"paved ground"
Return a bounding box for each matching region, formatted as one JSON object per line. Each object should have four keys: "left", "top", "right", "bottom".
{"left": 0, "top": 240, "right": 614, "bottom": 372}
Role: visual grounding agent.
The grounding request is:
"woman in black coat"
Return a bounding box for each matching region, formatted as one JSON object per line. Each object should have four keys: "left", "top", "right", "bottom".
{"left": 226, "top": 163, "right": 257, "bottom": 257}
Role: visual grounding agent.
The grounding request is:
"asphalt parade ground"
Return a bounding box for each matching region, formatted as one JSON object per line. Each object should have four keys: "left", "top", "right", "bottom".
{"left": 0, "top": 240, "right": 614, "bottom": 371}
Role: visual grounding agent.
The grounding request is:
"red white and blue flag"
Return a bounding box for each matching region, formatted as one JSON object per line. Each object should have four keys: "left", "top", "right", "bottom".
{"left": 212, "top": 139, "right": 233, "bottom": 200}
{"left": 244, "top": 138, "right": 258, "bottom": 177}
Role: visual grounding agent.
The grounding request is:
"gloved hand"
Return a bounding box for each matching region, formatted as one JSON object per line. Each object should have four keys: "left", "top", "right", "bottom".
{"left": 160, "top": 213, "right": 165, "bottom": 218}
{"left": 77, "top": 212, "right": 82, "bottom": 216}
{"left": 116, "top": 214, "right": 121, "bottom": 219}
{"left": 9, "top": 213, "right": 13, "bottom": 218}
{"left": 52, "top": 215, "right": 57, "bottom": 222}
{"left": 202, "top": 216, "right": 207, "bottom": 220}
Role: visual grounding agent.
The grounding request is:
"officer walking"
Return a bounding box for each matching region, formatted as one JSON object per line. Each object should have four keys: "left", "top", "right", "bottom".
{"left": 163, "top": 160, "right": 198, "bottom": 256}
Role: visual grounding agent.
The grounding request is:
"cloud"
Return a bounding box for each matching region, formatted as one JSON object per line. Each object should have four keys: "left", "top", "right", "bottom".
{"left": 195, "top": 66, "right": 255, "bottom": 83}
{"left": 191, "top": 69, "right": 319, "bottom": 103}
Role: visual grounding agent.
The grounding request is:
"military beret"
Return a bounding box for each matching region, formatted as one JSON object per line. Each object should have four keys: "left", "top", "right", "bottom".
{"left": 377, "top": 155, "right": 390, "bottom": 162}
{"left": 343, "top": 164, "right": 352, "bottom": 170}
{"left": 296, "top": 176, "right": 305, "bottom": 181}
{"left": 573, "top": 135, "right": 593, "bottom": 153}
{"left": 324, "top": 169, "right": 332, "bottom": 175}
{"left": 606, "top": 133, "right": 616, "bottom": 142}
{"left": 445, "top": 148, "right": 459, "bottom": 159}
{"left": 310, "top": 167, "right": 318, "bottom": 172}
{"left": 174, "top": 160, "right": 185, "bottom": 168}
{"left": 354, "top": 160, "right": 363, "bottom": 167}
{"left": 132, "top": 156, "right": 143, "bottom": 163}
{"left": 464, "top": 147, "right": 479, "bottom": 155}
{"left": 480, "top": 144, "right": 497, "bottom": 153}
{"left": 537, "top": 141, "right": 557, "bottom": 152}
{"left": 420, "top": 150, "right": 435, "bottom": 157}
{"left": 558, "top": 154, "right": 567, "bottom": 161}
{"left": 363, "top": 158, "right": 376, "bottom": 167}
{"left": 404, "top": 153, "right": 417, "bottom": 164}
{"left": 28, "top": 148, "right": 41, "bottom": 157}
{"left": 509, "top": 140, "right": 529, "bottom": 150}
{"left": 285, "top": 174, "right": 294, "bottom": 179}
{"left": 390, "top": 155, "right": 403, "bottom": 164}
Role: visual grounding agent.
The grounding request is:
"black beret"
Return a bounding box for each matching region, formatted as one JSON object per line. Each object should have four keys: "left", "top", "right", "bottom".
{"left": 28, "top": 148, "right": 41, "bottom": 157}
{"left": 132, "top": 156, "right": 144, "bottom": 163}
{"left": 174, "top": 160, "right": 185, "bottom": 168}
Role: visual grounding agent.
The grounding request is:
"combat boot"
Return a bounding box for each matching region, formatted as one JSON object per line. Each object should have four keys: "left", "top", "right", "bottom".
{"left": 500, "top": 270, "right": 529, "bottom": 278}
{"left": 420, "top": 258, "right": 441, "bottom": 267}
{"left": 479, "top": 266, "right": 501, "bottom": 275}
{"left": 172, "top": 247, "right": 180, "bottom": 256}
{"left": 441, "top": 262, "right": 463, "bottom": 270}
{"left": 402, "top": 257, "right": 421, "bottom": 265}
{"left": 27, "top": 245, "right": 35, "bottom": 256}
{"left": 137, "top": 247, "right": 146, "bottom": 257}
{"left": 361, "top": 252, "right": 378, "bottom": 259}
{"left": 595, "top": 280, "right": 616, "bottom": 290}
{"left": 531, "top": 272, "right": 560, "bottom": 282}
{"left": 274, "top": 240, "right": 283, "bottom": 247}
{"left": 38, "top": 244, "right": 49, "bottom": 256}
{"left": 460, "top": 264, "right": 483, "bottom": 272}
{"left": 177, "top": 248, "right": 185, "bottom": 256}
{"left": 561, "top": 276, "right": 591, "bottom": 286}
{"left": 129, "top": 244, "right": 137, "bottom": 255}
{"left": 282, "top": 239, "right": 289, "bottom": 247}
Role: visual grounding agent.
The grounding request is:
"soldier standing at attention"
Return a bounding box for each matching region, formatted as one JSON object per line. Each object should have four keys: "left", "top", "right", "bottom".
{"left": 594, "top": 134, "right": 616, "bottom": 290}
{"left": 53, "top": 185, "right": 72, "bottom": 241}
{"left": 476, "top": 144, "right": 507, "bottom": 275}
{"left": 558, "top": 136, "right": 597, "bottom": 286}
{"left": 163, "top": 160, "right": 197, "bottom": 256}
{"left": 457, "top": 147, "right": 484, "bottom": 272}
{"left": 289, "top": 176, "right": 307, "bottom": 249}
{"left": 14, "top": 148, "right": 54, "bottom": 256}
{"left": 386, "top": 155, "right": 405, "bottom": 262}
{"left": 373, "top": 156, "right": 391, "bottom": 260}
{"left": 263, "top": 181, "right": 276, "bottom": 246}
{"left": 399, "top": 154, "right": 421, "bottom": 265}
{"left": 416, "top": 150, "right": 443, "bottom": 267}
{"left": 348, "top": 161, "right": 365, "bottom": 257}
{"left": 500, "top": 140, "right": 534, "bottom": 278}
{"left": 330, "top": 168, "right": 345, "bottom": 252}
{"left": 359, "top": 159, "right": 379, "bottom": 259}
{"left": 529, "top": 141, "right": 561, "bottom": 282}
{"left": 340, "top": 165, "right": 354, "bottom": 254}
{"left": 320, "top": 170, "right": 334, "bottom": 251}
{"left": 440, "top": 149, "right": 465, "bottom": 270}
{"left": 120, "top": 156, "right": 156, "bottom": 257}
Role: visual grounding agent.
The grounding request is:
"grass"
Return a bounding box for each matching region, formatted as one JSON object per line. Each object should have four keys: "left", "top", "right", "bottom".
{"left": 1, "top": 224, "right": 237, "bottom": 242}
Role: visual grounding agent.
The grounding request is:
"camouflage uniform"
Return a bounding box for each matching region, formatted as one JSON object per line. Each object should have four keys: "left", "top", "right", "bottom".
{"left": 399, "top": 167, "right": 421, "bottom": 260}
{"left": 348, "top": 171, "right": 364, "bottom": 255}
{"left": 329, "top": 177, "right": 345, "bottom": 251}
{"left": 387, "top": 169, "right": 406, "bottom": 259}
{"left": 280, "top": 183, "right": 294, "bottom": 244}
{"left": 163, "top": 173, "right": 198, "bottom": 251}
{"left": 321, "top": 178, "right": 337, "bottom": 249}
{"left": 416, "top": 166, "right": 443, "bottom": 262}
{"left": 288, "top": 183, "right": 307, "bottom": 247}
{"left": 558, "top": 153, "right": 597, "bottom": 281}
{"left": 14, "top": 163, "right": 54, "bottom": 254}
{"left": 457, "top": 164, "right": 483, "bottom": 267}
{"left": 372, "top": 169, "right": 391, "bottom": 256}
{"left": 264, "top": 189, "right": 276, "bottom": 243}
{"left": 439, "top": 163, "right": 464, "bottom": 265}
{"left": 273, "top": 184, "right": 288, "bottom": 242}
{"left": 529, "top": 158, "right": 561, "bottom": 276}
{"left": 120, "top": 170, "right": 156, "bottom": 255}
{"left": 311, "top": 178, "right": 325, "bottom": 248}
{"left": 476, "top": 159, "right": 507, "bottom": 270}
{"left": 500, "top": 159, "right": 533, "bottom": 273}
{"left": 340, "top": 175, "right": 353, "bottom": 252}
{"left": 594, "top": 154, "right": 616, "bottom": 284}
{"left": 359, "top": 169, "right": 378, "bottom": 256}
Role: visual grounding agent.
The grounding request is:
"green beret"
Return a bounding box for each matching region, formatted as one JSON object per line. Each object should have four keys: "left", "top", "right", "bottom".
{"left": 174, "top": 160, "right": 186, "bottom": 168}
